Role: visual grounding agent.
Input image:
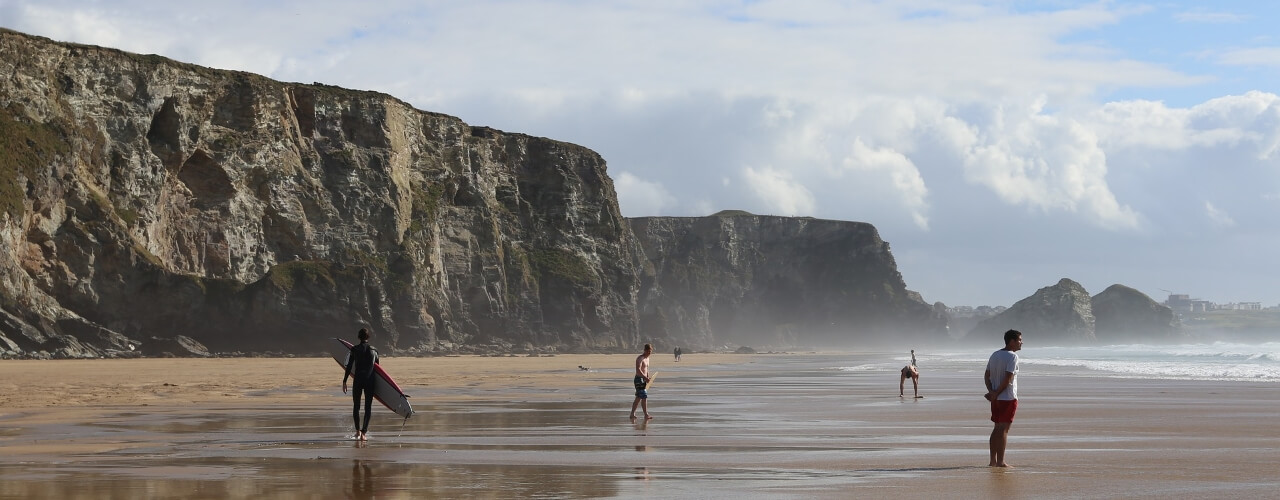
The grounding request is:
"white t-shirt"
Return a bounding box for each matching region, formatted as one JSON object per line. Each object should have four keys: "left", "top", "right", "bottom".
{"left": 986, "top": 349, "right": 1019, "bottom": 401}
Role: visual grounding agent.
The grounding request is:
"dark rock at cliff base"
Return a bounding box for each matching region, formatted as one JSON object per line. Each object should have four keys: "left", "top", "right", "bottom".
{"left": 629, "top": 215, "right": 948, "bottom": 349}
{"left": 1092, "top": 284, "right": 1184, "bottom": 342}
{"left": 968, "top": 278, "right": 1096, "bottom": 344}
{"left": 139, "top": 335, "right": 211, "bottom": 357}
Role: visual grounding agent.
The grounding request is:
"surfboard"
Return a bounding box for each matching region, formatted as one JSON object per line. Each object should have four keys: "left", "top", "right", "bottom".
{"left": 331, "top": 338, "right": 414, "bottom": 419}
{"left": 644, "top": 371, "right": 657, "bottom": 390}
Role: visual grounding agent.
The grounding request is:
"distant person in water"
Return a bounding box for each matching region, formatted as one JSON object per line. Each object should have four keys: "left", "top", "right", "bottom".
{"left": 900, "top": 349, "right": 920, "bottom": 398}
{"left": 674, "top": 346, "right": 681, "bottom": 362}
{"left": 985, "top": 329, "right": 1023, "bottom": 468}
{"left": 630, "top": 343, "right": 654, "bottom": 420}
{"left": 342, "top": 328, "right": 379, "bottom": 441}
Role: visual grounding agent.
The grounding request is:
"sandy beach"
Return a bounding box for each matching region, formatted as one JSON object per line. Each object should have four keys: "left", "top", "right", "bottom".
{"left": 2, "top": 351, "right": 1278, "bottom": 499}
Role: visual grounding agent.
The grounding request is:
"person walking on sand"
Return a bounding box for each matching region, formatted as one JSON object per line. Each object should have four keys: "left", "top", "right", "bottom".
{"left": 984, "top": 329, "right": 1023, "bottom": 467}
{"left": 900, "top": 349, "right": 920, "bottom": 398}
{"left": 343, "top": 328, "right": 380, "bottom": 441}
{"left": 630, "top": 343, "right": 654, "bottom": 420}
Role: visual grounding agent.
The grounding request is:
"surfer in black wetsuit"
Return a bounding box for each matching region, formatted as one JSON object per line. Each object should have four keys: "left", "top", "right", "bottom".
{"left": 342, "top": 328, "right": 379, "bottom": 441}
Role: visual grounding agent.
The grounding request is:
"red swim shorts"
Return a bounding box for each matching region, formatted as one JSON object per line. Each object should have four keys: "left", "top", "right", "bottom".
{"left": 990, "top": 399, "right": 1018, "bottom": 423}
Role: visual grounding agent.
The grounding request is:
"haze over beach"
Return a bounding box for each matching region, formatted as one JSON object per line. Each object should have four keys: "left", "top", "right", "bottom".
{"left": 4, "top": 1, "right": 1278, "bottom": 308}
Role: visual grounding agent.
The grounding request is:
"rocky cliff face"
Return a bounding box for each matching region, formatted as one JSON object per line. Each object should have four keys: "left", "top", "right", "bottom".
{"left": 0, "top": 29, "right": 642, "bottom": 357}
{"left": 1091, "top": 284, "right": 1183, "bottom": 341}
{"left": 0, "top": 30, "right": 952, "bottom": 358}
{"left": 969, "top": 278, "right": 1096, "bottom": 344}
{"left": 629, "top": 214, "right": 948, "bottom": 349}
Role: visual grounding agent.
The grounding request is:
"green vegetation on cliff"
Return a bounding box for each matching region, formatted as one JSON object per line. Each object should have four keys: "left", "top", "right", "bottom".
{"left": 1, "top": 104, "right": 69, "bottom": 219}
{"left": 268, "top": 261, "right": 336, "bottom": 291}
{"left": 530, "top": 248, "right": 595, "bottom": 286}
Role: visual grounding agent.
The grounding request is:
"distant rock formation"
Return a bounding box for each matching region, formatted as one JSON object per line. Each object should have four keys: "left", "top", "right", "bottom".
{"left": 1091, "top": 284, "right": 1183, "bottom": 341}
{"left": 968, "top": 278, "right": 1096, "bottom": 344}
{"left": 630, "top": 215, "right": 948, "bottom": 349}
{"left": 967, "top": 280, "right": 1187, "bottom": 345}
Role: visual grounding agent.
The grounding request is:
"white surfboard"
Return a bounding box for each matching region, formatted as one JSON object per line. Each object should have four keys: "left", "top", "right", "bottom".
{"left": 331, "top": 338, "right": 414, "bottom": 419}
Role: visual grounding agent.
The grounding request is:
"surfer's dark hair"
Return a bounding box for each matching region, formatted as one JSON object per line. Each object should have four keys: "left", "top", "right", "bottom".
{"left": 358, "top": 328, "right": 370, "bottom": 341}
{"left": 1003, "top": 329, "right": 1021, "bottom": 345}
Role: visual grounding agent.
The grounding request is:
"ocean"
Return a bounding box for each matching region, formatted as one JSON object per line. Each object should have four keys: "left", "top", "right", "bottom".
{"left": 866, "top": 341, "right": 1280, "bottom": 382}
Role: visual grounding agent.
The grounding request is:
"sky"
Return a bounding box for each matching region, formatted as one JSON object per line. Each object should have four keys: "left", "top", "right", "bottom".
{"left": 3, "top": 0, "right": 1279, "bottom": 308}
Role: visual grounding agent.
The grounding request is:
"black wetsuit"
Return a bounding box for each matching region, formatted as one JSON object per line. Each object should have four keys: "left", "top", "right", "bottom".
{"left": 343, "top": 341, "right": 379, "bottom": 433}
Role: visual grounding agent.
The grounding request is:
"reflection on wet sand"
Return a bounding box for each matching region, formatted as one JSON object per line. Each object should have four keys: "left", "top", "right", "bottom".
{"left": 4, "top": 353, "right": 1280, "bottom": 498}
{"left": 349, "top": 460, "right": 373, "bottom": 500}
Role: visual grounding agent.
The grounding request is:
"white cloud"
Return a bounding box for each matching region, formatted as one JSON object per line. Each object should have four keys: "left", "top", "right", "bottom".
{"left": 961, "top": 101, "right": 1141, "bottom": 230}
{"left": 843, "top": 139, "right": 930, "bottom": 230}
{"left": 1217, "top": 47, "right": 1280, "bottom": 68}
{"left": 1205, "top": 201, "right": 1236, "bottom": 227}
{"left": 1090, "top": 91, "right": 1280, "bottom": 158}
{"left": 613, "top": 172, "right": 676, "bottom": 217}
{"left": 14, "top": 5, "right": 129, "bottom": 51}
{"left": 7, "top": 0, "right": 1204, "bottom": 106}
{"left": 742, "top": 166, "right": 816, "bottom": 216}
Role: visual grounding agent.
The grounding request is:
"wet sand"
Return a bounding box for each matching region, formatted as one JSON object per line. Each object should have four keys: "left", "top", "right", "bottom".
{"left": 2, "top": 352, "right": 1278, "bottom": 499}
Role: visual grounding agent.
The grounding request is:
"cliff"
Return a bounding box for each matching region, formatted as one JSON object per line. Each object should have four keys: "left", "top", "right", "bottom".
{"left": 0, "top": 28, "right": 642, "bottom": 357}
{"left": 0, "top": 29, "right": 951, "bottom": 358}
{"left": 629, "top": 214, "right": 948, "bottom": 349}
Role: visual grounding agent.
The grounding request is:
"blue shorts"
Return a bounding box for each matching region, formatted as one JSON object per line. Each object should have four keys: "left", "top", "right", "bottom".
{"left": 633, "top": 375, "right": 648, "bottom": 399}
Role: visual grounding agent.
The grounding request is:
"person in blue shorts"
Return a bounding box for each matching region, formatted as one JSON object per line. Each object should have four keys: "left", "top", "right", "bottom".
{"left": 630, "top": 343, "right": 653, "bottom": 420}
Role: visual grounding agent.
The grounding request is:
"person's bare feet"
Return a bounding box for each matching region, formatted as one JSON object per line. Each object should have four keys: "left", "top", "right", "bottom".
{"left": 629, "top": 414, "right": 637, "bottom": 420}
{"left": 991, "top": 463, "right": 1012, "bottom": 468}
{"left": 358, "top": 432, "right": 368, "bottom": 441}
{"left": 644, "top": 414, "right": 653, "bottom": 420}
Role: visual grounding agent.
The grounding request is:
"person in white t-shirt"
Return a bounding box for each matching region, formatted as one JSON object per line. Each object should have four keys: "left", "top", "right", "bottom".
{"left": 984, "top": 329, "right": 1023, "bottom": 467}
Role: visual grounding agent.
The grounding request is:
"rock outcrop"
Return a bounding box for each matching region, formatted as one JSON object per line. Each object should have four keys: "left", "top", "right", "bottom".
{"left": 966, "top": 280, "right": 1188, "bottom": 345}
{"left": 630, "top": 214, "right": 948, "bottom": 349}
{"left": 969, "top": 278, "right": 1096, "bottom": 344}
{"left": 1, "top": 28, "right": 641, "bottom": 357}
{"left": 1091, "top": 284, "right": 1183, "bottom": 342}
